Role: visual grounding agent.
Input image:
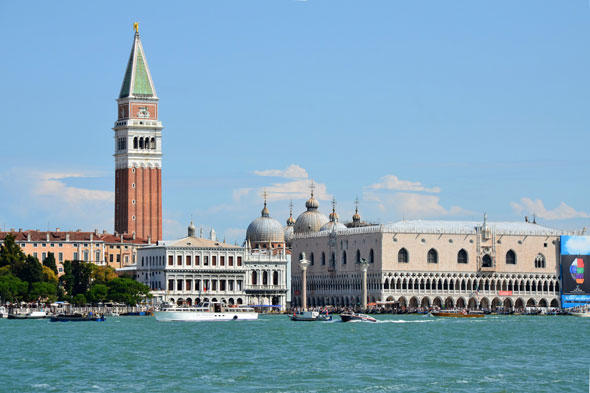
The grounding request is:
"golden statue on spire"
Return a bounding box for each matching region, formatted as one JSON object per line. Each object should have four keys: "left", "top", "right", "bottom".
{"left": 133, "top": 22, "right": 139, "bottom": 33}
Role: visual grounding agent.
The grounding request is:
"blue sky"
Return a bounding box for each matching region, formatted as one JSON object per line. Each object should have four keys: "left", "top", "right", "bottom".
{"left": 0, "top": 1, "right": 589, "bottom": 242}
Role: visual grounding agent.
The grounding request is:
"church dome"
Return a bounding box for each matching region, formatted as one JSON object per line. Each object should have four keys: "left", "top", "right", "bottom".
{"left": 187, "top": 221, "right": 196, "bottom": 237}
{"left": 294, "top": 191, "right": 329, "bottom": 234}
{"left": 284, "top": 225, "right": 295, "bottom": 246}
{"left": 320, "top": 221, "right": 347, "bottom": 232}
{"left": 246, "top": 201, "right": 285, "bottom": 244}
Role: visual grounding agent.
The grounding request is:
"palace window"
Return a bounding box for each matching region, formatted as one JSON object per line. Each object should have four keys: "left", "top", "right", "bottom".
{"left": 457, "top": 249, "right": 468, "bottom": 264}
{"left": 506, "top": 250, "right": 516, "bottom": 265}
{"left": 427, "top": 248, "right": 438, "bottom": 264}
{"left": 342, "top": 251, "right": 347, "bottom": 265}
{"left": 220, "top": 256, "right": 225, "bottom": 266}
{"left": 535, "top": 254, "right": 546, "bottom": 269}
{"left": 177, "top": 255, "right": 182, "bottom": 265}
{"left": 186, "top": 255, "right": 191, "bottom": 265}
{"left": 398, "top": 248, "right": 409, "bottom": 263}
{"left": 356, "top": 250, "right": 361, "bottom": 264}
{"left": 228, "top": 256, "right": 233, "bottom": 266}
{"left": 212, "top": 256, "right": 217, "bottom": 266}
{"left": 482, "top": 254, "right": 492, "bottom": 267}
{"left": 168, "top": 255, "right": 173, "bottom": 266}
{"left": 204, "top": 256, "right": 209, "bottom": 266}
{"left": 321, "top": 252, "right": 326, "bottom": 265}
{"left": 369, "top": 249, "right": 374, "bottom": 264}
{"left": 310, "top": 252, "right": 314, "bottom": 266}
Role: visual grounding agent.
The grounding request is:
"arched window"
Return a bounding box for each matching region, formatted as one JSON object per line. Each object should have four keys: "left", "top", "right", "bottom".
{"left": 369, "top": 249, "right": 374, "bottom": 264}
{"left": 482, "top": 254, "right": 492, "bottom": 268}
{"left": 342, "top": 251, "right": 347, "bottom": 265}
{"left": 150, "top": 137, "right": 156, "bottom": 149}
{"left": 356, "top": 250, "right": 361, "bottom": 264}
{"left": 298, "top": 253, "right": 303, "bottom": 262}
{"left": 398, "top": 248, "right": 409, "bottom": 263}
{"left": 535, "top": 254, "right": 546, "bottom": 269}
{"left": 427, "top": 248, "right": 438, "bottom": 264}
{"left": 457, "top": 249, "right": 468, "bottom": 264}
{"left": 139, "top": 137, "right": 144, "bottom": 149}
{"left": 263, "top": 271, "right": 268, "bottom": 285}
{"left": 321, "top": 252, "right": 326, "bottom": 265}
{"left": 251, "top": 271, "right": 257, "bottom": 285}
{"left": 133, "top": 137, "right": 138, "bottom": 149}
{"left": 506, "top": 250, "right": 516, "bottom": 265}
{"left": 273, "top": 271, "right": 279, "bottom": 285}
{"left": 331, "top": 252, "right": 336, "bottom": 267}
{"left": 310, "top": 252, "right": 314, "bottom": 266}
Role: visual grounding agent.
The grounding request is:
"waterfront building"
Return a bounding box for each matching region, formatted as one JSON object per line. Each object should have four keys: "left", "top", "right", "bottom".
{"left": 291, "top": 197, "right": 578, "bottom": 310}
{"left": 0, "top": 229, "right": 150, "bottom": 273}
{"left": 114, "top": 24, "right": 163, "bottom": 241}
{"left": 136, "top": 201, "right": 290, "bottom": 309}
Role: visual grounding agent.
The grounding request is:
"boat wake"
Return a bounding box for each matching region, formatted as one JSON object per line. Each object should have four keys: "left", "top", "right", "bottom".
{"left": 375, "top": 320, "right": 434, "bottom": 324}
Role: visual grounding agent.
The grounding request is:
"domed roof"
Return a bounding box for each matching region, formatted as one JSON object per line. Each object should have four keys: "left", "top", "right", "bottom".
{"left": 320, "top": 221, "right": 347, "bottom": 232}
{"left": 246, "top": 201, "right": 285, "bottom": 244}
{"left": 188, "top": 221, "right": 196, "bottom": 237}
{"left": 294, "top": 191, "right": 329, "bottom": 234}
{"left": 320, "top": 198, "right": 346, "bottom": 232}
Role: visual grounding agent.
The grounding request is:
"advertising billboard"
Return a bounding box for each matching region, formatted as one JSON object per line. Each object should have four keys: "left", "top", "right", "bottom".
{"left": 560, "top": 235, "right": 590, "bottom": 308}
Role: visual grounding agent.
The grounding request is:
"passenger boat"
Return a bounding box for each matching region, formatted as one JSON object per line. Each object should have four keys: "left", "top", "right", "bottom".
{"left": 50, "top": 313, "right": 105, "bottom": 322}
{"left": 568, "top": 306, "right": 590, "bottom": 317}
{"left": 430, "top": 309, "right": 484, "bottom": 318}
{"left": 154, "top": 302, "right": 258, "bottom": 322}
{"left": 7, "top": 310, "right": 47, "bottom": 319}
{"left": 340, "top": 312, "right": 377, "bottom": 323}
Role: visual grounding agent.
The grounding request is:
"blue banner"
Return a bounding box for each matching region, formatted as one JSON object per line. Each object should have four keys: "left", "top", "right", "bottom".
{"left": 561, "top": 294, "right": 590, "bottom": 308}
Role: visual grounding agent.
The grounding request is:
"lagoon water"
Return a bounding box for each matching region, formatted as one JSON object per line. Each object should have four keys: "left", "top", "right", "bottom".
{"left": 0, "top": 314, "right": 587, "bottom": 392}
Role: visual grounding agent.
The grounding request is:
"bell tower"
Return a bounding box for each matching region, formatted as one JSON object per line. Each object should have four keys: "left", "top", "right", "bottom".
{"left": 113, "top": 23, "right": 162, "bottom": 241}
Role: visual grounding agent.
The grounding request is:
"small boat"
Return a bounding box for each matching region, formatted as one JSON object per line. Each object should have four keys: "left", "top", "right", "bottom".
{"left": 318, "top": 310, "right": 333, "bottom": 321}
{"left": 340, "top": 312, "right": 377, "bottom": 323}
{"left": 290, "top": 311, "right": 319, "bottom": 321}
{"left": 7, "top": 310, "right": 47, "bottom": 319}
{"left": 0, "top": 307, "right": 9, "bottom": 319}
{"left": 50, "top": 313, "right": 105, "bottom": 322}
{"left": 430, "top": 309, "right": 484, "bottom": 318}
{"left": 154, "top": 302, "right": 257, "bottom": 322}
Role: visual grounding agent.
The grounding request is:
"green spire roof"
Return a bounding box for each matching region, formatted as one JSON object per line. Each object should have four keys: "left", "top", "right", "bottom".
{"left": 119, "top": 32, "right": 157, "bottom": 99}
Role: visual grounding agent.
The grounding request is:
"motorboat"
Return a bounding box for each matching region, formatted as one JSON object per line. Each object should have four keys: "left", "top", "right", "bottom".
{"left": 50, "top": 313, "right": 105, "bottom": 322}
{"left": 340, "top": 312, "right": 377, "bottom": 323}
{"left": 7, "top": 310, "right": 47, "bottom": 319}
{"left": 0, "top": 306, "right": 8, "bottom": 319}
{"left": 154, "top": 302, "right": 258, "bottom": 322}
{"left": 290, "top": 311, "right": 319, "bottom": 321}
{"left": 430, "top": 309, "right": 484, "bottom": 318}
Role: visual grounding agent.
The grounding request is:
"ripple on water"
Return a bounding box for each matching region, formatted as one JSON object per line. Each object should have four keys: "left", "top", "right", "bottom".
{"left": 0, "top": 315, "right": 588, "bottom": 392}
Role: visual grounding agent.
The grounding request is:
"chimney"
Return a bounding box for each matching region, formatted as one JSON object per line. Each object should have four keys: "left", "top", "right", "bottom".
{"left": 90, "top": 233, "right": 93, "bottom": 242}
{"left": 27, "top": 233, "right": 31, "bottom": 242}
{"left": 132, "top": 232, "right": 136, "bottom": 240}
{"left": 46, "top": 233, "right": 50, "bottom": 242}
{"left": 55, "top": 228, "right": 60, "bottom": 232}
{"left": 66, "top": 233, "right": 70, "bottom": 241}
{"left": 103, "top": 230, "right": 107, "bottom": 234}
{"left": 94, "top": 229, "right": 98, "bottom": 235}
{"left": 147, "top": 235, "right": 151, "bottom": 244}
{"left": 18, "top": 228, "right": 22, "bottom": 232}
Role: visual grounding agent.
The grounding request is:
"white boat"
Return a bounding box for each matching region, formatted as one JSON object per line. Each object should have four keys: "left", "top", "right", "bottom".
{"left": 0, "top": 307, "right": 8, "bottom": 319}
{"left": 340, "top": 312, "right": 377, "bottom": 323}
{"left": 569, "top": 306, "right": 590, "bottom": 317}
{"left": 154, "top": 302, "right": 258, "bottom": 322}
{"left": 290, "top": 311, "right": 319, "bottom": 321}
{"left": 7, "top": 310, "right": 47, "bottom": 319}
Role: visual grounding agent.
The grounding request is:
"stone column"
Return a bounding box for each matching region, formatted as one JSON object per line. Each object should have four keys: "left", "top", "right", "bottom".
{"left": 360, "top": 258, "right": 369, "bottom": 311}
{"left": 300, "top": 253, "right": 310, "bottom": 311}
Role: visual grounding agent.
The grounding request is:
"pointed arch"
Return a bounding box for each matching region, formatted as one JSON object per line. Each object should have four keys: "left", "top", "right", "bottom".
{"left": 398, "top": 248, "right": 409, "bottom": 263}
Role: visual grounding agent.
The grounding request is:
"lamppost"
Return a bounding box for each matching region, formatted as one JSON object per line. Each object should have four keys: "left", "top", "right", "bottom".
{"left": 300, "top": 252, "right": 310, "bottom": 311}
{"left": 360, "top": 257, "right": 368, "bottom": 311}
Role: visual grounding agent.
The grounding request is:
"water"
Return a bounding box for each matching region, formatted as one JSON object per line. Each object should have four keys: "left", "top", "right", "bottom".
{"left": 0, "top": 315, "right": 587, "bottom": 392}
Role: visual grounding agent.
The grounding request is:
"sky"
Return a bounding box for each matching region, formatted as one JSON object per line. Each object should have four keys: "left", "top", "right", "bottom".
{"left": 0, "top": 1, "right": 589, "bottom": 243}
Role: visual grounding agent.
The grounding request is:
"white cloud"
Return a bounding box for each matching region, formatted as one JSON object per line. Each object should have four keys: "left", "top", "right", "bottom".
{"left": 363, "top": 191, "right": 471, "bottom": 219}
{"left": 368, "top": 174, "right": 441, "bottom": 193}
{"left": 510, "top": 198, "right": 590, "bottom": 220}
{"left": 233, "top": 187, "right": 253, "bottom": 202}
{"left": 253, "top": 164, "right": 308, "bottom": 179}
{"left": 33, "top": 172, "right": 113, "bottom": 203}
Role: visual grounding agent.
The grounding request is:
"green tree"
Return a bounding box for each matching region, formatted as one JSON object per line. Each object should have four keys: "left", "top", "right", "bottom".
{"left": 88, "top": 284, "right": 108, "bottom": 304}
{"left": 71, "top": 260, "right": 92, "bottom": 296}
{"left": 59, "top": 261, "right": 74, "bottom": 300}
{"left": 29, "top": 281, "right": 57, "bottom": 302}
{"left": 13, "top": 255, "right": 43, "bottom": 286}
{"left": 90, "top": 265, "right": 117, "bottom": 284}
{"left": 72, "top": 293, "right": 87, "bottom": 306}
{"left": 42, "top": 252, "right": 58, "bottom": 275}
{"left": 107, "top": 277, "right": 151, "bottom": 306}
{"left": 0, "top": 234, "right": 26, "bottom": 268}
{"left": 0, "top": 274, "right": 28, "bottom": 302}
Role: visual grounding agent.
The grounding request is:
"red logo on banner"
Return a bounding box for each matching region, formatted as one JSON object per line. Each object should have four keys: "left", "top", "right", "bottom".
{"left": 498, "top": 290, "right": 512, "bottom": 296}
